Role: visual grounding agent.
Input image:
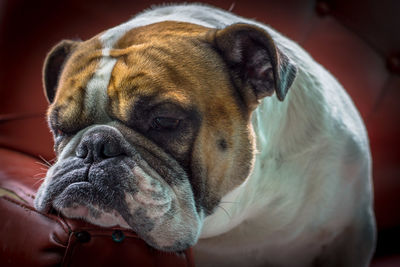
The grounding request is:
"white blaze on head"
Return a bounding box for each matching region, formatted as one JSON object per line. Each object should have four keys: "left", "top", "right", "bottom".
{"left": 85, "top": 20, "right": 139, "bottom": 121}
{"left": 85, "top": 48, "right": 116, "bottom": 121}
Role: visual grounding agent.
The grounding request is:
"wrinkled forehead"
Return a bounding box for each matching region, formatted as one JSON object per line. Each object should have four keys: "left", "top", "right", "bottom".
{"left": 49, "top": 21, "right": 232, "bottom": 131}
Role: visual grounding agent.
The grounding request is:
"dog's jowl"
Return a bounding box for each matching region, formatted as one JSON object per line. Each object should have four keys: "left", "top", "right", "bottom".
{"left": 35, "top": 3, "right": 376, "bottom": 267}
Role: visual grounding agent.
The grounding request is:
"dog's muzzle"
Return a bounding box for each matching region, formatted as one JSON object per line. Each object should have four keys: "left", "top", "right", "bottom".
{"left": 34, "top": 125, "right": 204, "bottom": 251}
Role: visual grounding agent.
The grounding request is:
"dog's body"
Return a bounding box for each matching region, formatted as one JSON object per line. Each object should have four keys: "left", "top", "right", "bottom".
{"left": 34, "top": 4, "right": 376, "bottom": 266}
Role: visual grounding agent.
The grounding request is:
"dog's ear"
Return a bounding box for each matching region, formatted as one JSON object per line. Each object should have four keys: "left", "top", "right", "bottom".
{"left": 43, "top": 40, "right": 79, "bottom": 103}
{"left": 208, "top": 23, "right": 297, "bottom": 107}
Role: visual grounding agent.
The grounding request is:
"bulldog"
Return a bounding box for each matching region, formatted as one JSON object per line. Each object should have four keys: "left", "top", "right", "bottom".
{"left": 34, "top": 3, "right": 376, "bottom": 267}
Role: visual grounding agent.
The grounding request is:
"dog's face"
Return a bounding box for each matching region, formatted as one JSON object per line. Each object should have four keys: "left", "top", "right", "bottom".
{"left": 34, "top": 21, "right": 296, "bottom": 251}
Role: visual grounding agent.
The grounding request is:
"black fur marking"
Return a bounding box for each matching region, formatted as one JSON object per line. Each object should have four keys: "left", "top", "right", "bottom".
{"left": 123, "top": 95, "right": 202, "bottom": 170}
{"left": 212, "top": 24, "right": 298, "bottom": 103}
{"left": 43, "top": 40, "right": 78, "bottom": 103}
{"left": 218, "top": 138, "right": 228, "bottom": 151}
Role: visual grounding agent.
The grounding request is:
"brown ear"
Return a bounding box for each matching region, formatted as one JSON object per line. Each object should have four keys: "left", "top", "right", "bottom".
{"left": 43, "top": 40, "right": 79, "bottom": 103}
{"left": 209, "top": 23, "right": 297, "bottom": 107}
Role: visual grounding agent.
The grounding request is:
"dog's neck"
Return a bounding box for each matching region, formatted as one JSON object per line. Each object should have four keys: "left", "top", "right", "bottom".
{"left": 199, "top": 88, "right": 290, "bottom": 239}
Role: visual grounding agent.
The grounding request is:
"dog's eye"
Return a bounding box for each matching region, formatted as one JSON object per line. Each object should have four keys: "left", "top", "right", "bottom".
{"left": 151, "top": 117, "right": 180, "bottom": 131}
{"left": 52, "top": 128, "right": 66, "bottom": 138}
{"left": 55, "top": 129, "right": 64, "bottom": 136}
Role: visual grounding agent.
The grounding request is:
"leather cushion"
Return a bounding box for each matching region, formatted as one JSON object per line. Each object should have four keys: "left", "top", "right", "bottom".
{"left": 0, "top": 148, "right": 194, "bottom": 267}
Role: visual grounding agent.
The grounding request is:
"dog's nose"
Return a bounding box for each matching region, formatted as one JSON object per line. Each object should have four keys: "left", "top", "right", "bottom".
{"left": 76, "top": 129, "right": 124, "bottom": 163}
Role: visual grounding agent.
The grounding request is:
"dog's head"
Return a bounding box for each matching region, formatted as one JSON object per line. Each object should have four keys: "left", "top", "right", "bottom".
{"left": 34, "top": 21, "right": 296, "bottom": 251}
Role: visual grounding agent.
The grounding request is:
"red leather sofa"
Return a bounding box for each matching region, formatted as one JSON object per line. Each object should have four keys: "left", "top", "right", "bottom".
{"left": 1, "top": 0, "right": 399, "bottom": 266}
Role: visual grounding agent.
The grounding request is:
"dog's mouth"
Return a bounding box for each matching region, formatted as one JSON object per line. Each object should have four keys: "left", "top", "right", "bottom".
{"left": 48, "top": 161, "right": 167, "bottom": 230}
{"left": 54, "top": 181, "right": 131, "bottom": 228}
{"left": 56, "top": 181, "right": 92, "bottom": 202}
{"left": 35, "top": 156, "right": 137, "bottom": 225}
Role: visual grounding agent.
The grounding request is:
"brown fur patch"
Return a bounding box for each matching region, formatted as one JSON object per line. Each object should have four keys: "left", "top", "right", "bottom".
{"left": 108, "top": 22, "right": 255, "bottom": 212}
{"left": 49, "top": 37, "right": 102, "bottom": 133}
{"left": 114, "top": 21, "right": 212, "bottom": 49}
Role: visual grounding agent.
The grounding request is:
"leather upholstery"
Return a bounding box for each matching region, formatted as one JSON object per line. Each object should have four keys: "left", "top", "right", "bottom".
{"left": 0, "top": 148, "right": 194, "bottom": 266}
{"left": 0, "top": 0, "right": 399, "bottom": 266}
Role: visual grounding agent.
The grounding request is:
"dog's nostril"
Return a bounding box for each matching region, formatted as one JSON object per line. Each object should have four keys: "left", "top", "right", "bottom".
{"left": 76, "top": 136, "right": 123, "bottom": 162}
{"left": 76, "top": 145, "right": 88, "bottom": 158}
{"left": 101, "top": 143, "right": 122, "bottom": 158}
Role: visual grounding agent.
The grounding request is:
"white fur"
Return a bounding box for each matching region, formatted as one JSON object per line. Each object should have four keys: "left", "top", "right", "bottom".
{"left": 86, "top": 4, "right": 374, "bottom": 266}
{"left": 85, "top": 48, "right": 115, "bottom": 121}
{"left": 61, "top": 204, "right": 130, "bottom": 228}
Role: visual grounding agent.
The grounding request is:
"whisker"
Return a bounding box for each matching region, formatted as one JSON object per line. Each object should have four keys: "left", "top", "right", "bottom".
{"left": 38, "top": 155, "right": 52, "bottom": 166}
{"left": 33, "top": 172, "right": 46, "bottom": 178}
{"left": 217, "top": 205, "right": 232, "bottom": 219}
{"left": 32, "top": 177, "right": 46, "bottom": 187}
{"left": 228, "top": 2, "right": 235, "bottom": 12}
{"left": 35, "top": 161, "right": 51, "bottom": 168}
{"left": 37, "top": 155, "right": 55, "bottom": 168}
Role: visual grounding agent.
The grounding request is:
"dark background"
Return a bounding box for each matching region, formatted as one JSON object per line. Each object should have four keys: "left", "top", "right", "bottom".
{"left": 0, "top": 0, "right": 399, "bottom": 264}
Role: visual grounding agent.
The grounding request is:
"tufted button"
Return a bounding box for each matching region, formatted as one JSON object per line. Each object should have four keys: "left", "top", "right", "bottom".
{"left": 75, "top": 231, "right": 91, "bottom": 243}
{"left": 387, "top": 55, "right": 400, "bottom": 75}
{"left": 112, "top": 230, "right": 125, "bottom": 243}
{"left": 316, "top": 1, "right": 331, "bottom": 16}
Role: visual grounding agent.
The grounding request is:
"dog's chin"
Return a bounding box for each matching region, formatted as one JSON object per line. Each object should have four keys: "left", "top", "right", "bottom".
{"left": 53, "top": 184, "right": 128, "bottom": 228}
{"left": 52, "top": 182, "right": 131, "bottom": 228}
{"left": 50, "top": 182, "right": 200, "bottom": 252}
{"left": 58, "top": 204, "right": 131, "bottom": 228}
